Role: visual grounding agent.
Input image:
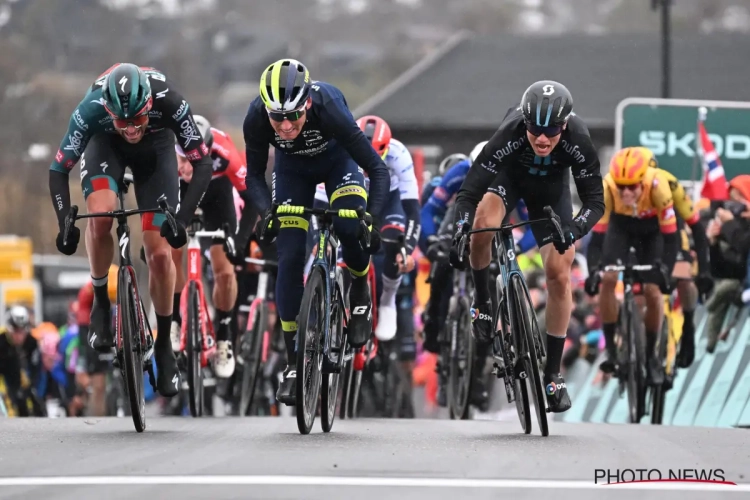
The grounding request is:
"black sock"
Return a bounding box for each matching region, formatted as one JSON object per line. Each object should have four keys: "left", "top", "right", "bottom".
{"left": 215, "top": 309, "right": 233, "bottom": 342}
{"left": 646, "top": 330, "right": 658, "bottom": 356}
{"left": 172, "top": 293, "right": 182, "bottom": 324}
{"left": 284, "top": 330, "right": 296, "bottom": 367}
{"left": 545, "top": 333, "right": 566, "bottom": 376}
{"left": 603, "top": 322, "right": 617, "bottom": 355}
{"left": 155, "top": 314, "right": 172, "bottom": 352}
{"left": 91, "top": 274, "right": 111, "bottom": 309}
{"left": 682, "top": 309, "right": 695, "bottom": 335}
{"left": 472, "top": 266, "right": 491, "bottom": 303}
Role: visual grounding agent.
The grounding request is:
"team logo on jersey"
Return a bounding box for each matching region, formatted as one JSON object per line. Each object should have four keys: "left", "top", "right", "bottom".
{"left": 73, "top": 109, "right": 88, "bottom": 130}
{"left": 156, "top": 88, "right": 169, "bottom": 99}
{"left": 172, "top": 100, "right": 189, "bottom": 120}
{"left": 55, "top": 150, "right": 64, "bottom": 163}
{"left": 200, "top": 143, "right": 209, "bottom": 155}
{"left": 184, "top": 148, "right": 201, "bottom": 162}
{"left": 179, "top": 116, "right": 200, "bottom": 147}
{"left": 64, "top": 130, "right": 85, "bottom": 157}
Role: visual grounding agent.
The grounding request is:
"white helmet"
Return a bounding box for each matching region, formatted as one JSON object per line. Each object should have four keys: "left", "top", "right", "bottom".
{"left": 470, "top": 141, "right": 488, "bottom": 163}
{"left": 7, "top": 305, "right": 30, "bottom": 331}
{"left": 193, "top": 114, "right": 214, "bottom": 148}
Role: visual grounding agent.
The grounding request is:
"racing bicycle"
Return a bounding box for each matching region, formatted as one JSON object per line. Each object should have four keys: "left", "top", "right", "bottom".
{"left": 273, "top": 203, "right": 371, "bottom": 434}
{"left": 176, "top": 211, "right": 231, "bottom": 417}
{"left": 588, "top": 248, "right": 669, "bottom": 424}
{"left": 62, "top": 173, "right": 175, "bottom": 432}
{"left": 236, "top": 255, "right": 278, "bottom": 416}
{"left": 455, "top": 206, "right": 563, "bottom": 436}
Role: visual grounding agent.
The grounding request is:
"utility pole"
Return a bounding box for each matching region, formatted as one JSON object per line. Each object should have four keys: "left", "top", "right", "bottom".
{"left": 652, "top": 0, "right": 672, "bottom": 98}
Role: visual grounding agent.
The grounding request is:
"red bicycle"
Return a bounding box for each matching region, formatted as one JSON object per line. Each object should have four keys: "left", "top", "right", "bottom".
{"left": 339, "top": 263, "right": 379, "bottom": 419}
{"left": 177, "top": 214, "right": 229, "bottom": 417}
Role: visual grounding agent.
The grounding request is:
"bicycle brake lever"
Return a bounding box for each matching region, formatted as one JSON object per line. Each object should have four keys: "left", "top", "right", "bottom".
{"left": 63, "top": 205, "right": 79, "bottom": 247}
{"left": 158, "top": 198, "right": 179, "bottom": 237}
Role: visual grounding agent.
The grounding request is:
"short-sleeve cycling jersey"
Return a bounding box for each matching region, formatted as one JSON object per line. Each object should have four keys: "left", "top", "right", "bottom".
{"left": 594, "top": 167, "right": 678, "bottom": 235}
{"left": 453, "top": 107, "right": 604, "bottom": 240}
{"left": 49, "top": 64, "right": 213, "bottom": 227}
{"left": 242, "top": 81, "right": 389, "bottom": 219}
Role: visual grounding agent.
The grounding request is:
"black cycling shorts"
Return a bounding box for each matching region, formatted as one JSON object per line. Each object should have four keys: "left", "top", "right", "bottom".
{"left": 179, "top": 176, "right": 237, "bottom": 244}
{"left": 601, "top": 214, "right": 664, "bottom": 266}
{"left": 79, "top": 130, "right": 180, "bottom": 231}
{"left": 487, "top": 168, "right": 573, "bottom": 248}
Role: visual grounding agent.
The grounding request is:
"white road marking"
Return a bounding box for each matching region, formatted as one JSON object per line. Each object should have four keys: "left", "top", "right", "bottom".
{"left": 0, "top": 476, "right": 747, "bottom": 491}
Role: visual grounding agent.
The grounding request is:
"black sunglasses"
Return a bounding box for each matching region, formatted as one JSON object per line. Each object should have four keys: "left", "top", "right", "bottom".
{"left": 267, "top": 107, "right": 306, "bottom": 122}
{"left": 525, "top": 121, "right": 563, "bottom": 137}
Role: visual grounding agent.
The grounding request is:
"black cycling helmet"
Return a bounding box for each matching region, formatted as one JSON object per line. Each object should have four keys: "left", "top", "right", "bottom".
{"left": 102, "top": 63, "right": 152, "bottom": 120}
{"left": 520, "top": 80, "right": 573, "bottom": 128}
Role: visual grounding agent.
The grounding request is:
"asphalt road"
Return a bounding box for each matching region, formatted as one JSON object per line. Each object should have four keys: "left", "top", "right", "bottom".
{"left": 0, "top": 416, "right": 748, "bottom": 500}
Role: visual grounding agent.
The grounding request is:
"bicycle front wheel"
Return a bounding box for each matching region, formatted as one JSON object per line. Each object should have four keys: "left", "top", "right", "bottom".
{"left": 296, "top": 266, "right": 326, "bottom": 434}
{"left": 118, "top": 267, "right": 146, "bottom": 432}
{"left": 240, "top": 300, "right": 267, "bottom": 416}
{"left": 448, "top": 296, "right": 473, "bottom": 420}
{"left": 510, "top": 274, "right": 549, "bottom": 437}
{"left": 321, "top": 276, "right": 345, "bottom": 432}
{"left": 187, "top": 281, "right": 203, "bottom": 417}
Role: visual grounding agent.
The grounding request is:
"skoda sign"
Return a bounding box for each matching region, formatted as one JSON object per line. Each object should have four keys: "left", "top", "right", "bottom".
{"left": 615, "top": 97, "right": 750, "bottom": 181}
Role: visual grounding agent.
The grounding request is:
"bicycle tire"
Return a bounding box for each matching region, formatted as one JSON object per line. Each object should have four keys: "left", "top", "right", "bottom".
{"left": 118, "top": 267, "right": 146, "bottom": 432}
{"left": 187, "top": 281, "right": 203, "bottom": 417}
{"left": 624, "top": 300, "right": 646, "bottom": 424}
{"left": 296, "top": 266, "right": 326, "bottom": 434}
{"left": 651, "top": 316, "right": 669, "bottom": 424}
{"left": 448, "top": 296, "right": 473, "bottom": 420}
{"left": 510, "top": 274, "right": 548, "bottom": 437}
{"left": 240, "top": 300, "right": 267, "bottom": 416}
{"left": 321, "top": 276, "right": 345, "bottom": 432}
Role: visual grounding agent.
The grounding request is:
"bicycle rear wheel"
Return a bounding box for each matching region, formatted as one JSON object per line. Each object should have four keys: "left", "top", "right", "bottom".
{"left": 448, "top": 296, "right": 473, "bottom": 420}
{"left": 240, "top": 300, "right": 267, "bottom": 416}
{"left": 187, "top": 281, "right": 203, "bottom": 417}
{"left": 296, "top": 266, "right": 326, "bottom": 434}
{"left": 118, "top": 267, "right": 146, "bottom": 432}
{"left": 510, "top": 274, "right": 548, "bottom": 437}
{"left": 321, "top": 276, "right": 345, "bottom": 432}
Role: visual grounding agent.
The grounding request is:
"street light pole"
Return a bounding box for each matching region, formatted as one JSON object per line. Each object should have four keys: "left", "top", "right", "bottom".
{"left": 652, "top": 0, "right": 671, "bottom": 98}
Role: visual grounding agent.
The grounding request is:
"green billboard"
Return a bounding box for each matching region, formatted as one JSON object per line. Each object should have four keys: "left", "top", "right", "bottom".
{"left": 615, "top": 97, "right": 750, "bottom": 181}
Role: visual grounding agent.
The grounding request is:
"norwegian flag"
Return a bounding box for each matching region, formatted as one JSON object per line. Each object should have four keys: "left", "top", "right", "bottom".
{"left": 698, "top": 120, "right": 729, "bottom": 200}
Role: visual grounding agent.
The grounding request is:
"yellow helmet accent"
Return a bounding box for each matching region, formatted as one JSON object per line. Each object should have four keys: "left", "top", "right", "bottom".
{"left": 609, "top": 147, "right": 656, "bottom": 185}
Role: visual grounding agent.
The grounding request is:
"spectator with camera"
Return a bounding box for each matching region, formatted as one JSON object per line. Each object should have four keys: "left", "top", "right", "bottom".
{"left": 704, "top": 174, "right": 750, "bottom": 351}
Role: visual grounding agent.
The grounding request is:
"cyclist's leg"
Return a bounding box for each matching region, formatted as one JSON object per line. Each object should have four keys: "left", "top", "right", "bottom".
{"left": 132, "top": 131, "right": 181, "bottom": 397}
{"left": 169, "top": 179, "right": 190, "bottom": 353}
{"left": 79, "top": 134, "right": 125, "bottom": 351}
{"left": 674, "top": 222, "right": 698, "bottom": 367}
{"left": 468, "top": 169, "right": 518, "bottom": 344}
{"left": 272, "top": 155, "right": 316, "bottom": 404}
{"left": 639, "top": 227, "right": 666, "bottom": 385}
{"left": 522, "top": 171, "right": 576, "bottom": 412}
{"left": 598, "top": 216, "right": 633, "bottom": 372}
{"left": 326, "top": 159, "right": 371, "bottom": 348}
{"left": 375, "top": 189, "right": 406, "bottom": 341}
{"left": 202, "top": 176, "right": 239, "bottom": 377}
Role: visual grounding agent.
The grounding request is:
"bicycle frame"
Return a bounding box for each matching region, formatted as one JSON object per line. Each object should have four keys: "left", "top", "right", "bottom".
{"left": 244, "top": 257, "right": 275, "bottom": 364}
{"left": 304, "top": 219, "right": 348, "bottom": 363}
{"left": 179, "top": 227, "right": 223, "bottom": 367}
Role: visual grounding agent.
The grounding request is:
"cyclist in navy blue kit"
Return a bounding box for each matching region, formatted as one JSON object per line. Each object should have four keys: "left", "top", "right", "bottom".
{"left": 242, "top": 59, "right": 389, "bottom": 406}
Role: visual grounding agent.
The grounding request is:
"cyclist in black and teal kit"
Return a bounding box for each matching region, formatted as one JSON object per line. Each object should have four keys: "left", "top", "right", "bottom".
{"left": 47, "top": 63, "right": 214, "bottom": 397}
{"left": 243, "top": 59, "right": 389, "bottom": 405}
